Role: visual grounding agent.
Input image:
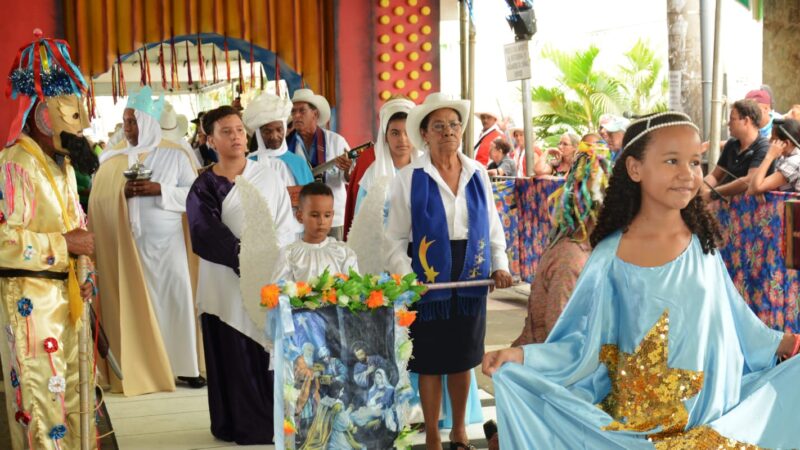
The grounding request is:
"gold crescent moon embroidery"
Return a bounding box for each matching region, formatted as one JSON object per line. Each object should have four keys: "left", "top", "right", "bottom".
{"left": 418, "top": 236, "right": 439, "bottom": 283}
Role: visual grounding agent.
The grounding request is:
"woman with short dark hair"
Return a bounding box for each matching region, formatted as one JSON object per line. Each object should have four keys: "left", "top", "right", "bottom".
{"left": 186, "top": 105, "right": 297, "bottom": 444}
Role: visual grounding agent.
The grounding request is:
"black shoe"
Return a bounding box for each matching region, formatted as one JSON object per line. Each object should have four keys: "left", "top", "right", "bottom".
{"left": 177, "top": 375, "right": 207, "bottom": 388}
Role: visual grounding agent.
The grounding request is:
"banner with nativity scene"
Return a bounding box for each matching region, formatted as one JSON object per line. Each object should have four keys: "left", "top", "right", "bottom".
{"left": 238, "top": 177, "right": 425, "bottom": 449}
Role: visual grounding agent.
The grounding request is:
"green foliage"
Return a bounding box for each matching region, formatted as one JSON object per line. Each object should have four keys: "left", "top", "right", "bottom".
{"left": 529, "top": 40, "right": 668, "bottom": 140}
{"left": 617, "top": 39, "right": 669, "bottom": 115}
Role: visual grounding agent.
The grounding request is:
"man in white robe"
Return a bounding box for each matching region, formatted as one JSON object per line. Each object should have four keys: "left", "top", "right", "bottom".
{"left": 286, "top": 88, "right": 351, "bottom": 239}
{"left": 243, "top": 92, "right": 314, "bottom": 207}
{"left": 90, "top": 87, "right": 203, "bottom": 394}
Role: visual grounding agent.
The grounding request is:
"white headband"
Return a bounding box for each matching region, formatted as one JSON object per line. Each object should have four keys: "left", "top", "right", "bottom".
{"left": 623, "top": 112, "right": 700, "bottom": 150}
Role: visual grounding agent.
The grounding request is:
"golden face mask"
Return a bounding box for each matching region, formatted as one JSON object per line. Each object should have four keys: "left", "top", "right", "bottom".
{"left": 45, "top": 95, "right": 90, "bottom": 154}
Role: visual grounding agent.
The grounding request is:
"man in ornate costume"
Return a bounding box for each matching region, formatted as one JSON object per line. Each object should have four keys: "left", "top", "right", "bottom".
{"left": 0, "top": 31, "right": 98, "bottom": 449}
{"left": 90, "top": 86, "right": 203, "bottom": 395}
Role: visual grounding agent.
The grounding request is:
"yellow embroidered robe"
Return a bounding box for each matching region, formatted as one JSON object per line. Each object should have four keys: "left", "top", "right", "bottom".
{"left": 0, "top": 136, "right": 95, "bottom": 449}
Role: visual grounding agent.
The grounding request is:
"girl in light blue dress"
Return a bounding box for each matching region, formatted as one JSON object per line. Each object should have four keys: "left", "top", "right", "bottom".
{"left": 483, "top": 112, "right": 800, "bottom": 449}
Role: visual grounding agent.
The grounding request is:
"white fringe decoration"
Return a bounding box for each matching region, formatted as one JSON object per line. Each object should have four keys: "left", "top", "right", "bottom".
{"left": 237, "top": 175, "right": 279, "bottom": 332}
{"left": 347, "top": 175, "right": 391, "bottom": 273}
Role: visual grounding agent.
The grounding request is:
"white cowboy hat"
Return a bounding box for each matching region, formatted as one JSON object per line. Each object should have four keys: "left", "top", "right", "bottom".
{"left": 159, "top": 102, "right": 188, "bottom": 143}
{"left": 406, "top": 92, "right": 471, "bottom": 151}
{"left": 291, "top": 88, "right": 331, "bottom": 127}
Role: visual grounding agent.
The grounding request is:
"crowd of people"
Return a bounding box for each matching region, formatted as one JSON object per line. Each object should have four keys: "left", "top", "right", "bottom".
{"left": 2, "top": 30, "right": 800, "bottom": 450}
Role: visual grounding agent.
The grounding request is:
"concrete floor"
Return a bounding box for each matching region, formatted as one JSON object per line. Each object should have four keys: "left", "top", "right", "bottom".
{"left": 0, "top": 285, "right": 529, "bottom": 449}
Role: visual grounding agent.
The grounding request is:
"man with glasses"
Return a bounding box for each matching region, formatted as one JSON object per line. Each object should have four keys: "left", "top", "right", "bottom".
{"left": 703, "top": 99, "right": 770, "bottom": 200}
{"left": 286, "top": 89, "right": 351, "bottom": 240}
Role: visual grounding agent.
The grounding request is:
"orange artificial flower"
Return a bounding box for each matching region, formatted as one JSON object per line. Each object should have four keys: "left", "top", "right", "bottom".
{"left": 324, "top": 288, "right": 338, "bottom": 304}
{"left": 396, "top": 309, "right": 417, "bottom": 327}
{"left": 334, "top": 273, "right": 349, "bottom": 282}
{"left": 296, "top": 281, "right": 311, "bottom": 297}
{"left": 391, "top": 273, "right": 403, "bottom": 286}
{"left": 260, "top": 284, "right": 280, "bottom": 308}
{"left": 366, "top": 290, "right": 385, "bottom": 309}
{"left": 283, "top": 418, "right": 296, "bottom": 435}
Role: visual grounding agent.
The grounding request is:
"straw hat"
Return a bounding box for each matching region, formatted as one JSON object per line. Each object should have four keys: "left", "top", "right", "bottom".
{"left": 291, "top": 88, "right": 331, "bottom": 126}
{"left": 160, "top": 103, "right": 188, "bottom": 142}
{"left": 406, "top": 92, "right": 471, "bottom": 151}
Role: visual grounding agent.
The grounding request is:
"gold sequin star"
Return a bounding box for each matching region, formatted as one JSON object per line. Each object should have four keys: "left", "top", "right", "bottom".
{"left": 599, "top": 310, "right": 704, "bottom": 439}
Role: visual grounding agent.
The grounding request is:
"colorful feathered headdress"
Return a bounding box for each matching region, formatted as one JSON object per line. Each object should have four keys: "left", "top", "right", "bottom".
{"left": 547, "top": 141, "right": 613, "bottom": 246}
{"left": 5, "top": 29, "right": 88, "bottom": 146}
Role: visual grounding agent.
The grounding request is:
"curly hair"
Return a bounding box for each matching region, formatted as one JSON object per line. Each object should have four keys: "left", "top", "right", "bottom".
{"left": 589, "top": 112, "right": 723, "bottom": 254}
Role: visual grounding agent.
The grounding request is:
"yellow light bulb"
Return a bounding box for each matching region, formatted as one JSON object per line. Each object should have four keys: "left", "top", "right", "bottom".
{"left": 409, "top": 90, "right": 419, "bottom": 100}
{"left": 394, "top": 42, "right": 406, "bottom": 52}
{"left": 379, "top": 15, "right": 390, "bottom": 25}
{"left": 394, "top": 61, "right": 405, "bottom": 70}
{"left": 408, "top": 33, "right": 419, "bottom": 43}
{"left": 394, "top": 24, "right": 405, "bottom": 34}
{"left": 409, "top": 70, "right": 420, "bottom": 80}
{"left": 380, "top": 72, "right": 391, "bottom": 81}
{"left": 407, "top": 0, "right": 418, "bottom": 6}
{"left": 379, "top": 34, "right": 390, "bottom": 44}
{"left": 421, "top": 6, "right": 431, "bottom": 15}
{"left": 381, "top": 90, "right": 391, "bottom": 100}
{"left": 408, "top": 14, "right": 419, "bottom": 24}
{"left": 394, "top": 6, "right": 405, "bottom": 15}
{"left": 409, "top": 51, "right": 420, "bottom": 61}
{"left": 422, "top": 62, "right": 432, "bottom": 72}
{"left": 422, "top": 81, "right": 432, "bottom": 90}
{"left": 380, "top": 0, "right": 390, "bottom": 7}
{"left": 421, "top": 25, "right": 432, "bottom": 35}
{"left": 379, "top": 53, "right": 391, "bottom": 62}
{"left": 421, "top": 42, "right": 432, "bottom": 51}
{"left": 395, "top": 80, "right": 406, "bottom": 89}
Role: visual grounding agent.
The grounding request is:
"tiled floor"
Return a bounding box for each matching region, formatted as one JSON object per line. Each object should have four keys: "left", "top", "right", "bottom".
{"left": 103, "top": 286, "right": 526, "bottom": 449}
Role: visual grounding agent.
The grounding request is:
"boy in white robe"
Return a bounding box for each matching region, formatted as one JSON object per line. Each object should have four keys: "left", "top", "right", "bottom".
{"left": 271, "top": 182, "right": 359, "bottom": 282}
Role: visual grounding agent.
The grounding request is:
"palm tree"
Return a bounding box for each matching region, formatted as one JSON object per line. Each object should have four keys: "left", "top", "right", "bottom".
{"left": 617, "top": 39, "right": 668, "bottom": 115}
{"left": 530, "top": 45, "right": 625, "bottom": 139}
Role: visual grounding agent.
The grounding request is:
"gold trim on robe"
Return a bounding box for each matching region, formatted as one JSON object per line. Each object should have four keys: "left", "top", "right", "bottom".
{"left": 88, "top": 152, "right": 175, "bottom": 396}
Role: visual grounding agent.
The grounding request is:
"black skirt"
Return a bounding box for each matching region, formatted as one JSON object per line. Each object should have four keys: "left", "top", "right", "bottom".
{"left": 407, "top": 240, "right": 487, "bottom": 375}
{"left": 201, "top": 313, "right": 274, "bottom": 445}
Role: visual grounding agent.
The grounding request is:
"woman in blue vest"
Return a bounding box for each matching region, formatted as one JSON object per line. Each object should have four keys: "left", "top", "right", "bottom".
{"left": 386, "top": 93, "right": 513, "bottom": 450}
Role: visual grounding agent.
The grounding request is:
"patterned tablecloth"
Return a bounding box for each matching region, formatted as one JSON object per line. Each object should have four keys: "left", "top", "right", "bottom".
{"left": 501, "top": 179, "right": 798, "bottom": 333}
{"left": 710, "top": 192, "right": 800, "bottom": 333}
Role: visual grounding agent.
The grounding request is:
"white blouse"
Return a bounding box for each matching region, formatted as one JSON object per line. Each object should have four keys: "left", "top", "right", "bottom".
{"left": 271, "top": 237, "right": 360, "bottom": 282}
{"left": 384, "top": 151, "right": 509, "bottom": 276}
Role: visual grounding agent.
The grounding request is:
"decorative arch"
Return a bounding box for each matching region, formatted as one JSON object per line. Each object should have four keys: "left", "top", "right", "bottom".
{"left": 62, "top": 0, "right": 335, "bottom": 102}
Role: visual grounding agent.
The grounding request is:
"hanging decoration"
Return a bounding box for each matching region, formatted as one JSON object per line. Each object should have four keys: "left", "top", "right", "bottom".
{"left": 117, "top": 52, "right": 127, "bottom": 97}
{"left": 274, "top": 58, "right": 281, "bottom": 96}
{"left": 87, "top": 77, "right": 96, "bottom": 118}
{"left": 211, "top": 44, "right": 218, "bottom": 84}
{"left": 138, "top": 51, "right": 146, "bottom": 86}
{"left": 142, "top": 46, "right": 152, "bottom": 86}
{"left": 237, "top": 54, "right": 244, "bottom": 94}
{"left": 170, "top": 37, "right": 180, "bottom": 90}
{"left": 250, "top": 41, "right": 255, "bottom": 89}
{"left": 158, "top": 44, "right": 167, "bottom": 90}
{"left": 224, "top": 36, "right": 231, "bottom": 82}
{"left": 185, "top": 41, "right": 193, "bottom": 86}
{"left": 197, "top": 35, "right": 206, "bottom": 84}
{"left": 111, "top": 64, "right": 117, "bottom": 104}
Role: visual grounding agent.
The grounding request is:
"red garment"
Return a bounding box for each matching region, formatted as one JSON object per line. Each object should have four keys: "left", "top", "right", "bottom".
{"left": 473, "top": 128, "right": 504, "bottom": 166}
{"left": 343, "top": 146, "right": 376, "bottom": 240}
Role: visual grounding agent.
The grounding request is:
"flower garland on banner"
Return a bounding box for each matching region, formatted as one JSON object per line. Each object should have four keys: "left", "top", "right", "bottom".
{"left": 261, "top": 268, "right": 426, "bottom": 449}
